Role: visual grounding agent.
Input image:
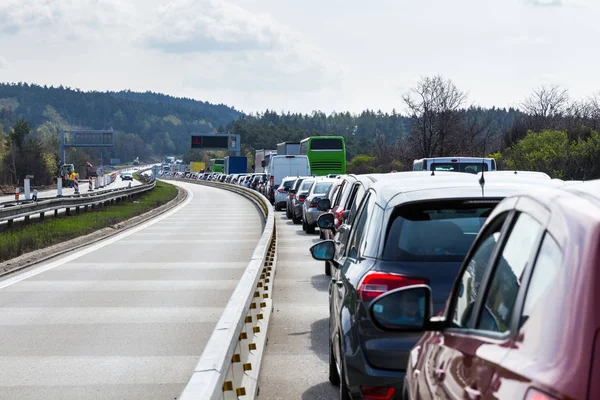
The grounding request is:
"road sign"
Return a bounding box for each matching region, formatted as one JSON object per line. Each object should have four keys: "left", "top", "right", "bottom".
{"left": 190, "top": 133, "right": 241, "bottom": 156}
{"left": 26, "top": 175, "right": 34, "bottom": 179}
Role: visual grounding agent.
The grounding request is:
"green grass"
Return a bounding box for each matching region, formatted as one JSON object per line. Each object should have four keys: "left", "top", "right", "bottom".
{"left": 0, "top": 180, "right": 178, "bottom": 262}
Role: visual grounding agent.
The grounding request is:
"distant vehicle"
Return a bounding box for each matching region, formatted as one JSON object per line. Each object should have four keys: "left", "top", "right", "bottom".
{"left": 254, "top": 149, "right": 277, "bottom": 173}
{"left": 412, "top": 157, "right": 497, "bottom": 173}
{"left": 299, "top": 136, "right": 346, "bottom": 176}
{"left": 224, "top": 156, "right": 247, "bottom": 175}
{"left": 273, "top": 176, "right": 297, "bottom": 211}
{"left": 210, "top": 158, "right": 225, "bottom": 173}
{"left": 121, "top": 172, "right": 133, "bottom": 181}
{"left": 276, "top": 141, "right": 301, "bottom": 155}
{"left": 266, "top": 155, "right": 311, "bottom": 203}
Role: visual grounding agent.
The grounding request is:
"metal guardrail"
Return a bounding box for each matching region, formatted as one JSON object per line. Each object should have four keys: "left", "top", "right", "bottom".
{"left": 167, "top": 177, "right": 276, "bottom": 400}
{"left": 0, "top": 180, "right": 157, "bottom": 226}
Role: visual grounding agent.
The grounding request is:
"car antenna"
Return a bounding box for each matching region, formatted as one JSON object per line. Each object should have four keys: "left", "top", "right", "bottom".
{"left": 430, "top": 157, "right": 435, "bottom": 176}
{"left": 479, "top": 142, "right": 486, "bottom": 196}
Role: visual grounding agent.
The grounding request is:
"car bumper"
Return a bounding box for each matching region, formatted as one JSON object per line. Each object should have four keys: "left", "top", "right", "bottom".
{"left": 344, "top": 344, "right": 406, "bottom": 399}
{"left": 304, "top": 208, "right": 322, "bottom": 226}
{"left": 274, "top": 193, "right": 287, "bottom": 204}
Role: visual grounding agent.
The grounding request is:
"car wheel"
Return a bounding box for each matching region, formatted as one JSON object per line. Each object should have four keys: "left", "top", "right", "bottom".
{"left": 292, "top": 214, "right": 301, "bottom": 224}
{"left": 325, "top": 261, "right": 331, "bottom": 276}
{"left": 286, "top": 207, "right": 292, "bottom": 219}
{"left": 329, "top": 339, "right": 340, "bottom": 386}
{"left": 306, "top": 223, "right": 316, "bottom": 234}
{"left": 275, "top": 203, "right": 281, "bottom": 211}
{"left": 302, "top": 218, "right": 307, "bottom": 231}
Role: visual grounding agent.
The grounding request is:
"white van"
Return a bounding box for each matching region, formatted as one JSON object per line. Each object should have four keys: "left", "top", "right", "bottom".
{"left": 266, "top": 155, "right": 310, "bottom": 203}
{"left": 412, "top": 157, "right": 497, "bottom": 174}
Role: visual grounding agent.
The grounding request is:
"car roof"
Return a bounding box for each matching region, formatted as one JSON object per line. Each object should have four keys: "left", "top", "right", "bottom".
{"left": 368, "top": 171, "right": 564, "bottom": 209}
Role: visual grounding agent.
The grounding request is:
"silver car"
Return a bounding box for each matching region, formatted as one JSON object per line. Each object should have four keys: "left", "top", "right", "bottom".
{"left": 302, "top": 178, "right": 337, "bottom": 233}
{"left": 274, "top": 177, "right": 297, "bottom": 211}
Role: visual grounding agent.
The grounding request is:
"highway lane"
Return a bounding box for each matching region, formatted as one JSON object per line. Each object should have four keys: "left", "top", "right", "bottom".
{"left": 258, "top": 212, "right": 336, "bottom": 399}
{"left": 0, "top": 181, "right": 263, "bottom": 400}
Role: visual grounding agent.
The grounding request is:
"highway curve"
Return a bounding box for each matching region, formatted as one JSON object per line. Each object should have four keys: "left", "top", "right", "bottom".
{"left": 0, "top": 181, "right": 263, "bottom": 400}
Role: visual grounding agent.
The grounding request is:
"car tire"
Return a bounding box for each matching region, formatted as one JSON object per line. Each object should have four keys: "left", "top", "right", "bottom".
{"left": 306, "top": 223, "right": 316, "bottom": 234}
{"left": 286, "top": 207, "right": 292, "bottom": 219}
{"left": 302, "top": 218, "right": 307, "bottom": 231}
{"left": 292, "top": 214, "right": 301, "bottom": 224}
{"left": 275, "top": 203, "right": 281, "bottom": 211}
{"left": 325, "top": 261, "right": 331, "bottom": 276}
{"left": 329, "top": 339, "right": 340, "bottom": 386}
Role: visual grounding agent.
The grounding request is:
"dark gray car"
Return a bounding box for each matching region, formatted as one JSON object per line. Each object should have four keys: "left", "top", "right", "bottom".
{"left": 310, "top": 171, "right": 560, "bottom": 400}
{"left": 291, "top": 178, "right": 315, "bottom": 224}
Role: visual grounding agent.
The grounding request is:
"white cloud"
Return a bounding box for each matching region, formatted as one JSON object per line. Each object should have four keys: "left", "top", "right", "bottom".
{"left": 526, "top": 0, "right": 562, "bottom": 6}
{"left": 142, "top": 0, "right": 340, "bottom": 95}
{"left": 0, "top": 0, "right": 133, "bottom": 40}
{"left": 143, "top": 0, "right": 284, "bottom": 53}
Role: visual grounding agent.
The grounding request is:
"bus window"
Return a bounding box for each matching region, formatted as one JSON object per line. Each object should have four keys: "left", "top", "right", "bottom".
{"left": 310, "top": 138, "right": 343, "bottom": 150}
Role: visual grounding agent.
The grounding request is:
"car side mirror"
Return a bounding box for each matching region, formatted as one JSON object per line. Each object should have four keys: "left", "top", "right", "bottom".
{"left": 317, "top": 213, "right": 335, "bottom": 230}
{"left": 341, "top": 210, "right": 350, "bottom": 220}
{"left": 309, "top": 240, "right": 335, "bottom": 261}
{"left": 369, "top": 286, "right": 434, "bottom": 332}
{"left": 317, "top": 198, "right": 331, "bottom": 211}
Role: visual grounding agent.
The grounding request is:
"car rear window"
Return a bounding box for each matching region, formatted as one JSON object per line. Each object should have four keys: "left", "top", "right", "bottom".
{"left": 382, "top": 200, "right": 498, "bottom": 262}
{"left": 313, "top": 182, "right": 333, "bottom": 194}
{"left": 283, "top": 179, "right": 295, "bottom": 188}
{"left": 300, "top": 180, "right": 314, "bottom": 191}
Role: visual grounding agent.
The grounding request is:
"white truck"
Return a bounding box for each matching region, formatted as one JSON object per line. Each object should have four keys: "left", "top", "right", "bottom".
{"left": 254, "top": 149, "right": 277, "bottom": 173}
{"left": 266, "top": 155, "right": 310, "bottom": 203}
{"left": 276, "top": 141, "right": 301, "bottom": 155}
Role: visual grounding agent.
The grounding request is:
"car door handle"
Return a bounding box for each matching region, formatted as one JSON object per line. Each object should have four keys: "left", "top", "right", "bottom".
{"left": 464, "top": 386, "right": 481, "bottom": 400}
{"left": 433, "top": 368, "right": 445, "bottom": 381}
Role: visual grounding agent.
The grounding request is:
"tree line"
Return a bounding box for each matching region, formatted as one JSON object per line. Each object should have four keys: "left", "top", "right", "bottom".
{"left": 2, "top": 78, "right": 600, "bottom": 187}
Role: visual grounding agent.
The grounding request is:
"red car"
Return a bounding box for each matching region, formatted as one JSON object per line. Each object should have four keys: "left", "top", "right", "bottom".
{"left": 368, "top": 180, "right": 600, "bottom": 400}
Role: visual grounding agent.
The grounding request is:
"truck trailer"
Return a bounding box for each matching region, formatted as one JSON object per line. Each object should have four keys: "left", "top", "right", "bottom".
{"left": 225, "top": 156, "right": 248, "bottom": 175}
{"left": 276, "top": 142, "right": 300, "bottom": 155}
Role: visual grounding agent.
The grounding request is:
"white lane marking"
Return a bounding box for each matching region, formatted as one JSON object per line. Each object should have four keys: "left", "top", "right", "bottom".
{"left": 0, "top": 186, "right": 194, "bottom": 290}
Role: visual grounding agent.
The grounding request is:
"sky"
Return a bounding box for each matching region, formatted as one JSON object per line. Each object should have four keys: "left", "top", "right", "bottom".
{"left": 0, "top": 0, "right": 598, "bottom": 115}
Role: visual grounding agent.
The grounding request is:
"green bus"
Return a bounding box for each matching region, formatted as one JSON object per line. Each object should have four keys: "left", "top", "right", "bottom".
{"left": 299, "top": 136, "right": 346, "bottom": 176}
{"left": 210, "top": 158, "right": 225, "bottom": 173}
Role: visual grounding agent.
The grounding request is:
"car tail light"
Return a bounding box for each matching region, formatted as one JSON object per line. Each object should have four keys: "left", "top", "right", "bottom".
{"left": 277, "top": 187, "right": 285, "bottom": 193}
{"left": 524, "top": 389, "right": 559, "bottom": 400}
{"left": 357, "top": 272, "right": 427, "bottom": 302}
{"left": 298, "top": 194, "right": 306, "bottom": 202}
{"left": 360, "top": 386, "right": 395, "bottom": 400}
{"left": 290, "top": 193, "right": 295, "bottom": 199}
{"left": 310, "top": 198, "right": 319, "bottom": 208}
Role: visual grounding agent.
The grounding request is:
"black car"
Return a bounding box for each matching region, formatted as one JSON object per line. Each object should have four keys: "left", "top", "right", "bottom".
{"left": 310, "top": 171, "right": 556, "bottom": 400}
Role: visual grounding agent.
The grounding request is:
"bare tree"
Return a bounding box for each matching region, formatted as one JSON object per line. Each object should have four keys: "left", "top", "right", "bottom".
{"left": 521, "top": 85, "right": 569, "bottom": 118}
{"left": 403, "top": 75, "right": 468, "bottom": 157}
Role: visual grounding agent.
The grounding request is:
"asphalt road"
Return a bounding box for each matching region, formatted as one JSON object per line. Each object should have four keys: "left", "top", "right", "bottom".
{"left": 0, "top": 181, "right": 263, "bottom": 400}
{"left": 258, "top": 212, "right": 337, "bottom": 400}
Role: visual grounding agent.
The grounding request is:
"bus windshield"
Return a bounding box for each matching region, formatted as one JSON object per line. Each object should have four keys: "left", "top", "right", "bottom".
{"left": 431, "top": 162, "right": 489, "bottom": 174}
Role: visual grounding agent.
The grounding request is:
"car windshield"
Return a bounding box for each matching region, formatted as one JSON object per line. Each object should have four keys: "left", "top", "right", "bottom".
{"left": 382, "top": 200, "right": 498, "bottom": 262}
{"left": 300, "top": 180, "right": 314, "bottom": 191}
{"left": 313, "top": 182, "right": 333, "bottom": 194}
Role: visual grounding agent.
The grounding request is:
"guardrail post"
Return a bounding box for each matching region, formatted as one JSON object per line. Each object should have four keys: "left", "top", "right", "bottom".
{"left": 57, "top": 178, "right": 63, "bottom": 197}
{"left": 24, "top": 178, "right": 31, "bottom": 201}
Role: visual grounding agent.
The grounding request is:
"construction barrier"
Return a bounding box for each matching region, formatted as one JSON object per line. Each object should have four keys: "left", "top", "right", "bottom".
{"left": 73, "top": 177, "right": 79, "bottom": 194}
